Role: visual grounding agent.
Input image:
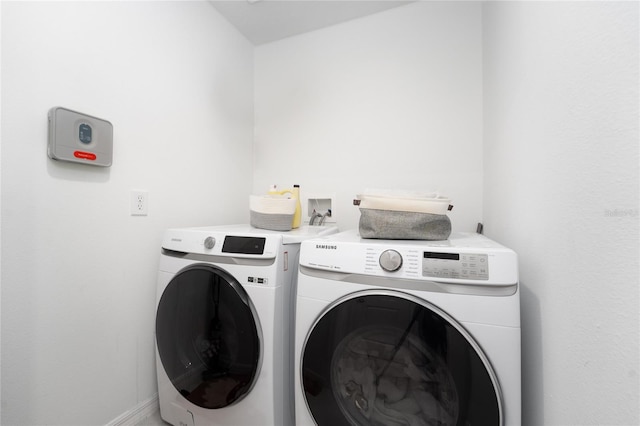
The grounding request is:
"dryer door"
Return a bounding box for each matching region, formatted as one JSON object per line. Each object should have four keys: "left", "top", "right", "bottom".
{"left": 301, "top": 291, "right": 502, "bottom": 426}
{"left": 156, "top": 264, "right": 261, "bottom": 409}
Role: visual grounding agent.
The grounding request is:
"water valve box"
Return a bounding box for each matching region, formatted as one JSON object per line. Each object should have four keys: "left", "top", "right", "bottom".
{"left": 48, "top": 106, "right": 113, "bottom": 167}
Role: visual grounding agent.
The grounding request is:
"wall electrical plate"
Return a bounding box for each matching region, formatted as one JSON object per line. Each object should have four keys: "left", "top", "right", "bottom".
{"left": 130, "top": 190, "right": 148, "bottom": 216}
{"left": 48, "top": 106, "right": 113, "bottom": 167}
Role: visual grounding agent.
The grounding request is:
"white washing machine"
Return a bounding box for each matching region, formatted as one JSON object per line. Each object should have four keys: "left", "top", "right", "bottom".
{"left": 156, "top": 224, "right": 338, "bottom": 426}
{"left": 294, "top": 230, "right": 521, "bottom": 426}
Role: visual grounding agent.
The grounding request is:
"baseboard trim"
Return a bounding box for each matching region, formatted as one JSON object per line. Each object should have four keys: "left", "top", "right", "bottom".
{"left": 106, "top": 394, "right": 159, "bottom": 426}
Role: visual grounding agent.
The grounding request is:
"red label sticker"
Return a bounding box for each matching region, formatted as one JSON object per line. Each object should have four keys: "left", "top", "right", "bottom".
{"left": 74, "top": 151, "right": 97, "bottom": 161}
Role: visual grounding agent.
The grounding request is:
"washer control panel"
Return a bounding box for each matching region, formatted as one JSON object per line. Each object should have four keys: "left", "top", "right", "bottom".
{"left": 423, "top": 252, "right": 488, "bottom": 280}
{"left": 204, "top": 236, "right": 216, "bottom": 249}
{"left": 300, "top": 231, "right": 518, "bottom": 286}
{"left": 365, "top": 247, "right": 420, "bottom": 277}
{"left": 379, "top": 249, "right": 403, "bottom": 272}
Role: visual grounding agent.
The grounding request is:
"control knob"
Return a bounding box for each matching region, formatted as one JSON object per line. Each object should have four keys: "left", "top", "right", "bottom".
{"left": 379, "top": 249, "right": 403, "bottom": 272}
{"left": 204, "top": 237, "right": 216, "bottom": 249}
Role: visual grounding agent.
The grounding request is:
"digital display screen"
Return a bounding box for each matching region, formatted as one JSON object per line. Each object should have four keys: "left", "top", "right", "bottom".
{"left": 222, "top": 236, "right": 266, "bottom": 255}
{"left": 79, "top": 123, "right": 92, "bottom": 144}
{"left": 424, "top": 252, "right": 460, "bottom": 261}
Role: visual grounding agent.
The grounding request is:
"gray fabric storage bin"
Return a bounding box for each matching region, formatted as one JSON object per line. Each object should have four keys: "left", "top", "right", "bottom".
{"left": 359, "top": 208, "right": 451, "bottom": 240}
{"left": 250, "top": 210, "right": 293, "bottom": 231}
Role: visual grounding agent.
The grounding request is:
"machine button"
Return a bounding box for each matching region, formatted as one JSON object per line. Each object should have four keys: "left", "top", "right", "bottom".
{"left": 204, "top": 236, "right": 216, "bottom": 249}
{"left": 379, "top": 249, "right": 403, "bottom": 272}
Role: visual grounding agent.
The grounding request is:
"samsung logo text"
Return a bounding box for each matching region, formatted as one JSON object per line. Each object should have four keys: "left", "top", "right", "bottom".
{"left": 316, "top": 244, "right": 338, "bottom": 250}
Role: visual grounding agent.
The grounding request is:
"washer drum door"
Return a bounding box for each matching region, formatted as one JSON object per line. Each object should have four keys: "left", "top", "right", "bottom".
{"left": 156, "top": 264, "right": 262, "bottom": 409}
{"left": 301, "top": 291, "right": 502, "bottom": 426}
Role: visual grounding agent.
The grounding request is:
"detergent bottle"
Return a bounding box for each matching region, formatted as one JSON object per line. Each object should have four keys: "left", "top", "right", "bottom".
{"left": 291, "top": 185, "right": 302, "bottom": 229}
{"left": 267, "top": 184, "right": 301, "bottom": 229}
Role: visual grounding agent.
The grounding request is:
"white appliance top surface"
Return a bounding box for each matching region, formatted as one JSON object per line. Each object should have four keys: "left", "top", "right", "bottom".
{"left": 316, "top": 229, "right": 510, "bottom": 250}
{"left": 184, "top": 224, "right": 340, "bottom": 244}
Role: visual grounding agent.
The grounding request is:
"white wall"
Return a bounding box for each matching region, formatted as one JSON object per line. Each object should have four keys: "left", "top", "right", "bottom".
{"left": 483, "top": 2, "right": 639, "bottom": 425}
{"left": 254, "top": 1, "right": 483, "bottom": 232}
{"left": 0, "top": 2, "right": 253, "bottom": 424}
{"left": 2, "top": 1, "right": 638, "bottom": 425}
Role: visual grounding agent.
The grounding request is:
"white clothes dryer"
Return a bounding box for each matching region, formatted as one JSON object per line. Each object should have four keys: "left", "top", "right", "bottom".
{"left": 156, "top": 224, "right": 337, "bottom": 426}
{"left": 295, "top": 230, "right": 521, "bottom": 426}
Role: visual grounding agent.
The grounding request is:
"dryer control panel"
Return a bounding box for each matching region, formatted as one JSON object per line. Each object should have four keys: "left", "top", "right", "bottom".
{"left": 162, "top": 228, "right": 280, "bottom": 259}
{"left": 423, "top": 252, "right": 488, "bottom": 280}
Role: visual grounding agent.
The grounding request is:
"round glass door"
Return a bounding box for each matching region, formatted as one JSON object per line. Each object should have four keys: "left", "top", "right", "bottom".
{"left": 156, "top": 264, "right": 261, "bottom": 409}
{"left": 301, "top": 291, "right": 501, "bottom": 425}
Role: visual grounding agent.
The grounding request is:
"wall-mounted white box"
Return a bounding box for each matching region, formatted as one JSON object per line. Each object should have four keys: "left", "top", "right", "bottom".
{"left": 305, "top": 194, "right": 335, "bottom": 224}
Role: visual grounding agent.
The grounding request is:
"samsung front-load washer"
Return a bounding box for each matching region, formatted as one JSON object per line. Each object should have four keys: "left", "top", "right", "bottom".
{"left": 156, "top": 224, "right": 338, "bottom": 426}
{"left": 295, "top": 230, "right": 521, "bottom": 426}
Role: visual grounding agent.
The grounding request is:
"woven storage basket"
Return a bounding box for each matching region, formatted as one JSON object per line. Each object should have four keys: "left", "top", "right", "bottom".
{"left": 249, "top": 195, "right": 296, "bottom": 231}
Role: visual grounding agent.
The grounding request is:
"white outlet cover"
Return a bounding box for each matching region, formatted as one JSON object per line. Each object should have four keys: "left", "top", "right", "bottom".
{"left": 130, "top": 191, "right": 148, "bottom": 216}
